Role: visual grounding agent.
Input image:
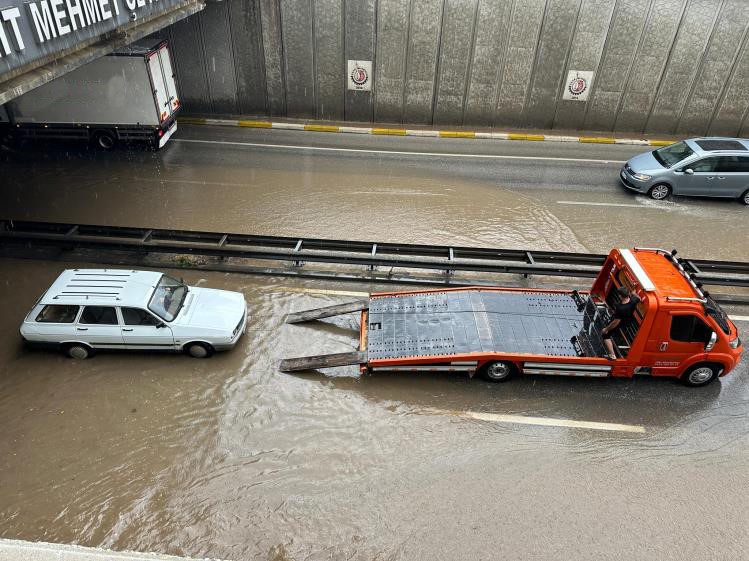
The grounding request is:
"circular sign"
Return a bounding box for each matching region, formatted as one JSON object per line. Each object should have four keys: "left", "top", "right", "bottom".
{"left": 351, "top": 65, "right": 369, "bottom": 87}
{"left": 568, "top": 76, "right": 588, "bottom": 96}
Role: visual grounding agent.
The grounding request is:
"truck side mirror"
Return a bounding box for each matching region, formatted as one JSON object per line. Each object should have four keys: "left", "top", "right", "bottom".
{"left": 705, "top": 331, "right": 717, "bottom": 351}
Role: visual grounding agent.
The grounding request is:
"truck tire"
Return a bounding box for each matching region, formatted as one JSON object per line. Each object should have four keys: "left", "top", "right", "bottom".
{"left": 65, "top": 343, "right": 92, "bottom": 359}
{"left": 92, "top": 130, "right": 117, "bottom": 151}
{"left": 185, "top": 342, "right": 213, "bottom": 358}
{"left": 479, "top": 361, "right": 516, "bottom": 383}
{"left": 681, "top": 363, "right": 720, "bottom": 387}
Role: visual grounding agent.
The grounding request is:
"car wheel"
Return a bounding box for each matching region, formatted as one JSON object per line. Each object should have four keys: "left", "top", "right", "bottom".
{"left": 681, "top": 363, "right": 720, "bottom": 387}
{"left": 648, "top": 184, "right": 671, "bottom": 200}
{"left": 65, "top": 343, "right": 91, "bottom": 359}
{"left": 185, "top": 342, "right": 213, "bottom": 358}
{"left": 741, "top": 189, "right": 749, "bottom": 205}
{"left": 92, "top": 130, "right": 116, "bottom": 151}
{"left": 479, "top": 361, "right": 516, "bottom": 383}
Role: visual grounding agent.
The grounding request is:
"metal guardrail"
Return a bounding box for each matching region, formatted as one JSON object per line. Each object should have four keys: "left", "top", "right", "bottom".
{"left": 1, "top": 220, "right": 748, "bottom": 290}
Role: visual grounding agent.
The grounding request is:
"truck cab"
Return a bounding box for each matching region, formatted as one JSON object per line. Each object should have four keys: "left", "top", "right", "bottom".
{"left": 589, "top": 248, "right": 742, "bottom": 385}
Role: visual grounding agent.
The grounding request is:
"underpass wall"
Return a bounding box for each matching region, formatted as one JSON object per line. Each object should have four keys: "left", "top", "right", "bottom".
{"left": 163, "top": 0, "right": 749, "bottom": 135}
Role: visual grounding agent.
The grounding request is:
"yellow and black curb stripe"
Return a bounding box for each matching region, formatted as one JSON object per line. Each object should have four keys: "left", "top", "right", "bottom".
{"left": 179, "top": 117, "right": 674, "bottom": 147}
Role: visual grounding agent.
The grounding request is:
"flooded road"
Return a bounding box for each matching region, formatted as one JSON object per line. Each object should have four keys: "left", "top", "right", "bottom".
{"left": 0, "top": 128, "right": 748, "bottom": 560}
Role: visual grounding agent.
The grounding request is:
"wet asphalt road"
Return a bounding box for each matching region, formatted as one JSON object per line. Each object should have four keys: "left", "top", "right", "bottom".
{"left": 0, "top": 127, "right": 748, "bottom": 560}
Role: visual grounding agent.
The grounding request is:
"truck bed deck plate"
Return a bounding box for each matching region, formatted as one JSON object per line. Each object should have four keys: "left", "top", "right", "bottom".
{"left": 367, "top": 291, "right": 606, "bottom": 360}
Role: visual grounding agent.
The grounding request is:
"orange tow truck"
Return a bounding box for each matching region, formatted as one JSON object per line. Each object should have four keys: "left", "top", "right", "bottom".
{"left": 280, "top": 248, "right": 743, "bottom": 387}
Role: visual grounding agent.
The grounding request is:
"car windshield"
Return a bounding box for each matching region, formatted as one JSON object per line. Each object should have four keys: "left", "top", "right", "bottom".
{"left": 705, "top": 294, "right": 731, "bottom": 335}
{"left": 148, "top": 274, "right": 188, "bottom": 321}
{"left": 653, "top": 141, "right": 695, "bottom": 167}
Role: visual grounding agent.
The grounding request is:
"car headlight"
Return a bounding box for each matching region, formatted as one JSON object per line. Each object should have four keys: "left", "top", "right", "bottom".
{"left": 729, "top": 337, "right": 741, "bottom": 349}
{"left": 633, "top": 173, "right": 651, "bottom": 181}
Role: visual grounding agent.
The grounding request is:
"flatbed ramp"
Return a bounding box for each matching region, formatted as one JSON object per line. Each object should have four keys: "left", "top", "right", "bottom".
{"left": 280, "top": 289, "right": 612, "bottom": 373}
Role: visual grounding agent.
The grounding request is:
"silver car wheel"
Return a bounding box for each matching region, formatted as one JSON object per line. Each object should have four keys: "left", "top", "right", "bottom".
{"left": 187, "top": 343, "right": 210, "bottom": 358}
{"left": 67, "top": 345, "right": 90, "bottom": 359}
{"left": 688, "top": 366, "right": 714, "bottom": 385}
{"left": 649, "top": 185, "right": 670, "bottom": 200}
{"left": 742, "top": 191, "right": 749, "bottom": 205}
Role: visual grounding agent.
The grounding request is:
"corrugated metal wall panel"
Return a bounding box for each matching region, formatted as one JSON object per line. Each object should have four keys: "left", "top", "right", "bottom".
{"left": 167, "top": 0, "right": 749, "bottom": 134}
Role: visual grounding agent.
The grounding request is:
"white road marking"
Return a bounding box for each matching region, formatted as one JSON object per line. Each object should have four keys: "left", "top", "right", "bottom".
{"left": 460, "top": 411, "right": 646, "bottom": 433}
{"left": 557, "top": 200, "right": 651, "bottom": 209}
{"left": 174, "top": 138, "right": 626, "bottom": 164}
{"left": 274, "top": 287, "right": 370, "bottom": 297}
{"left": 135, "top": 177, "right": 249, "bottom": 187}
{"left": 730, "top": 315, "right": 749, "bottom": 322}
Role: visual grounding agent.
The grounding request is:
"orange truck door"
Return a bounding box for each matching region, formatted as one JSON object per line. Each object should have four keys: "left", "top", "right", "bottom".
{"left": 643, "top": 313, "right": 709, "bottom": 377}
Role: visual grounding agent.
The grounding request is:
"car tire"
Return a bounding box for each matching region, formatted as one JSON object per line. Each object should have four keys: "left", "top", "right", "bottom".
{"left": 681, "top": 363, "right": 720, "bottom": 387}
{"left": 741, "top": 189, "right": 749, "bottom": 205}
{"left": 92, "top": 130, "right": 117, "bottom": 151}
{"left": 648, "top": 184, "right": 671, "bottom": 201}
{"left": 65, "top": 343, "right": 92, "bottom": 359}
{"left": 479, "top": 361, "right": 516, "bottom": 383}
{"left": 185, "top": 342, "right": 213, "bottom": 359}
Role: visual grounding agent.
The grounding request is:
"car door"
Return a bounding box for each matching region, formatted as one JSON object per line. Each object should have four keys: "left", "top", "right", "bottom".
{"left": 714, "top": 155, "right": 749, "bottom": 198}
{"left": 77, "top": 306, "right": 123, "bottom": 348}
{"left": 120, "top": 307, "right": 175, "bottom": 350}
{"left": 675, "top": 156, "right": 720, "bottom": 196}
{"left": 645, "top": 313, "right": 710, "bottom": 377}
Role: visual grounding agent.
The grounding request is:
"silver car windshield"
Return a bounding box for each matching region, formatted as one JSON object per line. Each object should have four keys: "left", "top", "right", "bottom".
{"left": 148, "top": 274, "right": 188, "bottom": 321}
{"left": 653, "top": 141, "right": 695, "bottom": 167}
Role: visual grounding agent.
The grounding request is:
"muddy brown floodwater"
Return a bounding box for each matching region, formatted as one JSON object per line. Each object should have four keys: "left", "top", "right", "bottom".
{"left": 1, "top": 135, "right": 748, "bottom": 560}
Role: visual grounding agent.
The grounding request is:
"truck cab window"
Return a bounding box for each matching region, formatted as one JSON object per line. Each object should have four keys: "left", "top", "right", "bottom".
{"left": 670, "top": 315, "right": 712, "bottom": 343}
{"left": 80, "top": 306, "right": 118, "bottom": 325}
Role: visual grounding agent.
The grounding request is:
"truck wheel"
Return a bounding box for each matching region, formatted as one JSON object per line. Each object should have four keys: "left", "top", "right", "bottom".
{"left": 681, "top": 363, "right": 720, "bottom": 387}
{"left": 648, "top": 184, "right": 671, "bottom": 200}
{"left": 92, "top": 130, "right": 117, "bottom": 151}
{"left": 479, "top": 361, "right": 515, "bottom": 383}
{"left": 185, "top": 342, "right": 213, "bottom": 358}
{"left": 65, "top": 343, "right": 92, "bottom": 359}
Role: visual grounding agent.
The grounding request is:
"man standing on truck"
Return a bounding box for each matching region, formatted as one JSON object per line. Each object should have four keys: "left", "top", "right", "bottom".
{"left": 601, "top": 286, "right": 640, "bottom": 360}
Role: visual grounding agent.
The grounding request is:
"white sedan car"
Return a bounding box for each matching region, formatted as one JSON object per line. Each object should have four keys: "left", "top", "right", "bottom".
{"left": 20, "top": 269, "right": 247, "bottom": 359}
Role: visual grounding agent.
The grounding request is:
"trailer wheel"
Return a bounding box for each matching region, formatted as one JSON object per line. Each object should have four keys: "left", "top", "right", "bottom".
{"left": 681, "top": 363, "right": 720, "bottom": 387}
{"left": 92, "top": 130, "right": 117, "bottom": 151}
{"left": 479, "top": 361, "right": 516, "bottom": 383}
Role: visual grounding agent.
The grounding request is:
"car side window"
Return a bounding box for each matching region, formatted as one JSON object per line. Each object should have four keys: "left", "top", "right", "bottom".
{"left": 36, "top": 305, "right": 79, "bottom": 323}
{"left": 670, "top": 315, "right": 712, "bottom": 343}
{"left": 122, "top": 307, "right": 161, "bottom": 326}
{"left": 80, "top": 306, "right": 119, "bottom": 325}
{"left": 690, "top": 157, "right": 719, "bottom": 173}
{"left": 714, "top": 156, "right": 741, "bottom": 173}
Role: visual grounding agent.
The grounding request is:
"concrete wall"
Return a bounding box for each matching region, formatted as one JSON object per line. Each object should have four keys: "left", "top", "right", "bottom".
{"left": 164, "top": 0, "right": 749, "bottom": 135}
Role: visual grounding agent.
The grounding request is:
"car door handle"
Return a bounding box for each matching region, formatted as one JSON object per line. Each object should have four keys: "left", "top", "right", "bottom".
{"left": 77, "top": 327, "right": 88, "bottom": 331}
{"left": 123, "top": 328, "right": 134, "bottom": 332}
{"left": 706, "top": 176, "right": 714, "bottom": 180}
{"left": 659, "top": 342, "right": 668, "bottom": 351}
{"left": 717, "top": 176, "right": 725, "bottom": 180}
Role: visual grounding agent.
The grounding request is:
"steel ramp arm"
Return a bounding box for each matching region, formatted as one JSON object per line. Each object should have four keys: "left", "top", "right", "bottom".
{"left": 279, "top": 351, "right": 367, "bottom": 372}
{"left": 285, "top": 300, "right": 369, "bottom": 324}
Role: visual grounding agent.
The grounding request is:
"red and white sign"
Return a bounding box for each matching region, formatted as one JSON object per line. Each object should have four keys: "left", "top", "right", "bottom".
{"left": 562, "top": 70, "right": 594, "bottom": 101}
{"left": 347, "top": 60, "right": 372, "bottom": 91}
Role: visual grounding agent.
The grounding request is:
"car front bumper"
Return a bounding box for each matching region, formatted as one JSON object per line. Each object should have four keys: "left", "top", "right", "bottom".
{"left": 619, "top": 168, "right": 647, "bottom": 193}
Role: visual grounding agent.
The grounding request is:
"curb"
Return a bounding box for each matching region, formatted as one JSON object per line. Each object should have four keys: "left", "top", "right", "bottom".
{"left": 178, "top": 117, "right": 674, "bottom": 147}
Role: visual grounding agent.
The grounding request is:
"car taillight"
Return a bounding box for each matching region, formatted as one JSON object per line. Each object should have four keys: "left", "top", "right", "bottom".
{"left": 729, "top": 337, "right": 741, "bottom": 349}
{"left": 158, "top": 129, "right": 164, "bottom": 138}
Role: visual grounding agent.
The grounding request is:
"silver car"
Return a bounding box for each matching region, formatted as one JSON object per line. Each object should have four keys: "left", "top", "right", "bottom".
{"left": 620, "top": 138, "right": 749, "bottom": 204}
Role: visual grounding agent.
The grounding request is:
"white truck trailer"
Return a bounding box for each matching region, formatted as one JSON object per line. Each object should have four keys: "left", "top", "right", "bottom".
{"left": 1, "top": 40, "right": 180, "bottom": 150}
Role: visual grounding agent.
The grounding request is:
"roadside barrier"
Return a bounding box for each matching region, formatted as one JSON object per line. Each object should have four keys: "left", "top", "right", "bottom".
{"left": 178, "top": 117, "right": 673, "bottom": 147}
